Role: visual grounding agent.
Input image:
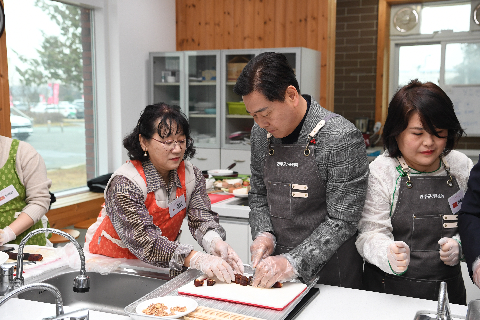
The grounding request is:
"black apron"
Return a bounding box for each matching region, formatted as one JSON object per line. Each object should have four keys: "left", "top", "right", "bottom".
{"left": 363, "top": 156, "right": 466, "bottom": 305}
{"left": 263, "top": 115, "right": 363, "bottom": 289}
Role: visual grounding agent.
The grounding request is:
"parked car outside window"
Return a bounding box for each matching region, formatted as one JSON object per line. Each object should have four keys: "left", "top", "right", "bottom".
{"left": 10, "top": 108, "right": 33, "bottom": 141}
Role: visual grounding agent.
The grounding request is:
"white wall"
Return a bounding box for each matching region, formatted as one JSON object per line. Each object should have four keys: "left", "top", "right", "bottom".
{"left": 63, "top": 0, "right": 176, "bottom": 173}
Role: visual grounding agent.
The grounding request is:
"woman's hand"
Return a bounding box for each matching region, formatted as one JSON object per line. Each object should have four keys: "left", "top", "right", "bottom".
{"left": 252, "top": 255, "right": 296, "bottom": 288}
{"left": 209, "top": 238, "right": 244, "bottom": 274}
{"left": 250, "top": 232, "right": 276, "bottom": 268}
{"left": 388, "top": 241, "right": 410, "bottom": 274}
{"left": 188, "top": 251, "right": 236, "bottom": 283}
{"left": 438, "top": 237, "right": 460, "bottom": 266}
{"left": 0, "top": 226, "right": 16, "bottom": 246}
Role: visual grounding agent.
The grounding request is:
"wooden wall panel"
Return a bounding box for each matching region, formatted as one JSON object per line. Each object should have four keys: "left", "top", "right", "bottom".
{"left": 0, "top": 0, "right": 10, "bottom": 138}
{"left": 176, "top": 0, "right": 334, "bottom": 110}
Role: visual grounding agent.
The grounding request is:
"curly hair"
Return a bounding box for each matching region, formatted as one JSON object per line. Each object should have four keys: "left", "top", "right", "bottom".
{"left": 382, "top": 79, "right": 465, "bottom": 158}
{"left": 123, "top": 103, "right": 196, "bottom": 161}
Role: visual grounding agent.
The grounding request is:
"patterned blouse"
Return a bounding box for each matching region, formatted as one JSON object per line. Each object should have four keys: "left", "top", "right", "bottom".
{"left": 105, "top": 160, "right": 226, "bottom": 275}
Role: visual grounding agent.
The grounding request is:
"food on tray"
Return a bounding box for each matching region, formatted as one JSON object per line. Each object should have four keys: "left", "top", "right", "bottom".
{"left": 207, "top": 278, "right": 216, "bottom": 286}
{"left": 142, "top": 302, "right": 187, "bottom": 317}
{"left": 213, "top": 178, "right": 250, "bottom": 192}
{"left": 233, "top": 274, "right": 281, "bottom": 288}
{"left": 7, "top": 252, "right": 43, "bottom": 261}
{"left": 194, "top": 279, "right": 204, "bottom": 287}
{"left": 184, "top": 306, "right": 265, "bottom": 320}
{"left": 232, "top": 188, "right": 248, "bottom": 196}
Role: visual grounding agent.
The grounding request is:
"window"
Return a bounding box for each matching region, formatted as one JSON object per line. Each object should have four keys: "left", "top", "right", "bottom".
{"left": 390, "top": 1, "right": 480, "bottom": 137}
{"left": 5, "top": 0, "right": 96, "bottom": 193}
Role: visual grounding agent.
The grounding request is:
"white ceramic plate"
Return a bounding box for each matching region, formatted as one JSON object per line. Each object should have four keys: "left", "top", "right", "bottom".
{"left": 207, "top": 169, "right": 234, "bottom": 176}
{"left": 135, "top": 296, "right": 198, "bottom": 319}
{"left": 0, "top": 252, "right": 8, "bottom": 265}
{"left": 228, "top": 191, "right": 249, "bottom": 198}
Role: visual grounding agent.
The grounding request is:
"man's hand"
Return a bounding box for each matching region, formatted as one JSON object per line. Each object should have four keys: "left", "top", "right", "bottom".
{"left": 252, "top": 255, "right": 296, "bottom": 288}
{"left": 250, "top": 232, "right": 276, "bottom": 268}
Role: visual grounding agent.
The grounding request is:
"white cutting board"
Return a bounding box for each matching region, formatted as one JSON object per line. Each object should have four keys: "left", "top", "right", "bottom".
{"left": 177, "top": 280, "right": 307, "bottom": 310}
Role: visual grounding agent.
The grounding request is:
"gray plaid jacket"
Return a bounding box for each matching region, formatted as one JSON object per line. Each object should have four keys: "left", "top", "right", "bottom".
{"left": 248, "top": 96, "right": 369, "bottom": 282}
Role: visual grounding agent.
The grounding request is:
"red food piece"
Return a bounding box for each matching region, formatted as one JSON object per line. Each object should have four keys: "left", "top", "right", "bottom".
{"left": 272, "top": 282, "right": 283, "bottom": 288}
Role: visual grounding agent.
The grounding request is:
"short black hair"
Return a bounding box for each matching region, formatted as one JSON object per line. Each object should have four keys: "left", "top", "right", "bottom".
{"left": 123, "top": 103, "right": 196, "bottom": 161}
{"left": 382, "top": 79, "right": 465, "bottom": 158}
{"left": 233, "top": 52, "right": 300, "bottom": 101}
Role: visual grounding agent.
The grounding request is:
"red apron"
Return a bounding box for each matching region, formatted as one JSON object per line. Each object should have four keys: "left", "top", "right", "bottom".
{"left": 89, "top": 160, "right": 187, "bottom": 259}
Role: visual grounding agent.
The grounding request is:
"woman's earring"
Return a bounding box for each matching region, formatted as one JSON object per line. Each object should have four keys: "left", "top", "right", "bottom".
{"left": 144, "top": 150, "right": 148, "bottom": 157}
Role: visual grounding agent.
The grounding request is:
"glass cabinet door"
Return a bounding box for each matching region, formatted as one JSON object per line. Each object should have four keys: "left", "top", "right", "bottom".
{"left": 221, "top": 50, "right": 258, "bottom": 150}
{"left": 185, "top": 51, "right": 221, "bottom": 148}
{"left": 150, "top": 52, "right": 184, "bottom": 109}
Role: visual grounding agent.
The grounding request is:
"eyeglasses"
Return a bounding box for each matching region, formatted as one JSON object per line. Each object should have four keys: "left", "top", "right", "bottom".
{"left": 151, "top": 137, "right": 188, "bottom": 151}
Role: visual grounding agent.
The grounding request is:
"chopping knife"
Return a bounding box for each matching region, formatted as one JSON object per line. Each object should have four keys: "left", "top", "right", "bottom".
{"left": 0, "top": 245, "right": 14, "bottom": 252}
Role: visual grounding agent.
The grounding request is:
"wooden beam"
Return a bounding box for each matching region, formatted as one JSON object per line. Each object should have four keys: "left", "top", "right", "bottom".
{"left": 47, "top": 192, "right": 104, "bottom": 229}
{"left": 0, "top": 0, "right": 10, "bottom": 138}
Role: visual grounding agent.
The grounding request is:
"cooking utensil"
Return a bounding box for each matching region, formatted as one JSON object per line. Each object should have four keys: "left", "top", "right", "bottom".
{"left": 0, "top": 245, "right": 14, "bottom": 252}
{"left": 226, "top": 163, "right": 236, "bottom": 170}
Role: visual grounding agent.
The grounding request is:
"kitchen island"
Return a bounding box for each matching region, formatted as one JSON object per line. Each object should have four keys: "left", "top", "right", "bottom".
{"left": 1, "top": 278, "right": 469, "bottom": 320}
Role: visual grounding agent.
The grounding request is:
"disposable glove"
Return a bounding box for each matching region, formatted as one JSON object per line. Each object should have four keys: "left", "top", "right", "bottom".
{"left": 250, "top": 232, "right": 276, "bottom": 268}
{"left": 252, "top": 255, "right": 296, "bottom": 288}
{"left": 0, "top": 226, "right": 16, "bottom": 246}
{"left": 189, "top": 251, "right": 235, "bottom": 283}
{"left": 387, "top": 241, "right": 410, "bottom": 274}
{"left": 473, "top": 258, "right": 480, "bottom": 289}
{"left": 209, "top": 237, "right": 245, "bottom": 274}
{"left": 438, "top": 237, "right": 460, "bottom": 266}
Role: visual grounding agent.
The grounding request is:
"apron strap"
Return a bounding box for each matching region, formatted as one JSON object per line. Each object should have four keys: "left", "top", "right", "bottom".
{"left": 397, "top": 155, "right": 454, "bottom": 188}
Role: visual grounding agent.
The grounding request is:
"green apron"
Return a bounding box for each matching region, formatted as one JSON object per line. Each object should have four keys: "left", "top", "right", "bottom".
{"left": 0, "top": 139, "right": 47, "bottom": 245}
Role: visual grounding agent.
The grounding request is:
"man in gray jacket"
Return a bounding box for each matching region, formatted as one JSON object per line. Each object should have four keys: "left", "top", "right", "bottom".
{"left": 233, "top": 52, "right": 369, "bottom": 288}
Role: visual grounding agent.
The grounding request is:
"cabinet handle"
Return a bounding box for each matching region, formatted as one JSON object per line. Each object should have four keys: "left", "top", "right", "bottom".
{"left": 234, "top": 160, "right": 245, "bottom": 162}
{"left": 196, "top": 157, "right": 207, "bottom": 160}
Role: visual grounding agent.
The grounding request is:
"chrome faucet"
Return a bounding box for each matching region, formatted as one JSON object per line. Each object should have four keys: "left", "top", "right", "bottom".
{"left": 0, "top": 282, "right": 65, "bottom": 317}
{"left": 437, "top": 281, "right": 452, "bottom": 320}
{"left": 13, "top": 228, "right": 90, "bottom": 293}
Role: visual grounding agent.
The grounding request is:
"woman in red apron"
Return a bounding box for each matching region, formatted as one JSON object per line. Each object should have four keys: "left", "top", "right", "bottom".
{"left": 85, "top": 103, "right": 243, "bottom": 281}
{"left": 356, "top": 80, "right": 472, "bottom": 305}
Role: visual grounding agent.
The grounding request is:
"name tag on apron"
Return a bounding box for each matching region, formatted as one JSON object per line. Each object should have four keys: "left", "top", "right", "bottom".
{"left": 169, "top": 194, "right": 186, "bottom": 218}
{"left": 448, "top": 189, "right": 464, "bottom": 214}
{"left": 0, "top": 185, "right": 20, "bottom": 206}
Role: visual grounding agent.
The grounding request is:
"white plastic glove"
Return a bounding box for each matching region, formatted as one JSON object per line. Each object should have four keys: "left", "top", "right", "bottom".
{"left": 250, "top": 232, "right": 276, "bottom": 268}
{"left": 438, "top": 237, "right": 460, "bottom": 266}
{"left": 388, "top": 241, "right": 410, "bottom": 274}
{"left": 473, "top": 258, "right": 480, "bottom": 289}
{"left": 0, "top": 226, "right": 16, "bottom": 246}
{"left": 189, "top": 251, "right": 235, "bottom": 283}
{"left": 252, "top": 255, "right": 296, "bottom": 288}
{"left": 209, "top": 237, "right": 245, "bottom": 274}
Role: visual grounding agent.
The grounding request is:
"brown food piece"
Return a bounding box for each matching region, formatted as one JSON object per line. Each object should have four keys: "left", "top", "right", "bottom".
{"left": 272, "top": 281, "right": 283, "bottom": 288}
{"left": 248, "top": 276, "right": 253, "bottom": 286}
{"left": 239, "top": 275, "right": 249, "bottom": 286}
{"left": 207, "top": 278, "right": 216, "bottom": 286}
{"left": 194, "top": 279, "right": 204, "bottom": 287}
{"left": 234, "top": 273, "right": 242, "bottom": 284}
{"left": 7, "top": 252, "right": 43, "bottom": 261}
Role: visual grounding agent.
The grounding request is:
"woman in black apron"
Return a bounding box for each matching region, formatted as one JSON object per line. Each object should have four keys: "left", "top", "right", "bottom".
{"left": 356, "top": 79, "right": 473, "bottom": 305}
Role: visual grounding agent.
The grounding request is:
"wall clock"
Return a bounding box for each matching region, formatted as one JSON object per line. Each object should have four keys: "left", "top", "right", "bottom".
{"left": 393, "top": 7, "right": 419, "bottom": 33}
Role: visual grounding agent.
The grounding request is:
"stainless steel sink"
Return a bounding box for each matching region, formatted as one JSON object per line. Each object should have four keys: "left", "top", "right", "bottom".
{"left": 17, "top": 269, "right": 169, "bottom": 315}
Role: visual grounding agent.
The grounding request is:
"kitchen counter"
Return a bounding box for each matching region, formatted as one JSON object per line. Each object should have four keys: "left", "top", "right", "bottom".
{"left": 2, "top": 281, "right": 470, "bottom": 320}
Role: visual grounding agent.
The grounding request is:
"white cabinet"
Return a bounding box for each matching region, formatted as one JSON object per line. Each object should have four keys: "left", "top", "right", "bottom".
{"left": 149, "top": 48, "right": 321, "bottom": 174}
{"left": 190, "top": 148, "right": 221, "bottom": 171}
{"left": 179, "top": 216, "right": 251, "bottom": 264}
{"left": 220, "top": 149, "right": 251, "bottom": 175}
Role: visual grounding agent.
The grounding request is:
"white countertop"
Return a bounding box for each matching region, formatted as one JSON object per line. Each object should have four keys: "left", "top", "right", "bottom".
{"left": 297, "top": 284, "right": 468, "bottom": 320}
{"left": 2, "top": 281, "right": 470, "bottom": 320}
{"left": 211, "top": 195, "right": 250, "bottom": 219}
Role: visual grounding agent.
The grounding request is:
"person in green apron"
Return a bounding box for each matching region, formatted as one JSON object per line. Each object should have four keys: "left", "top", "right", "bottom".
{"left": 356, "top": 79, "right": 473, "bottom": 305}
{"left": 0, "top": 135, "right": 52, "bottom": 246}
